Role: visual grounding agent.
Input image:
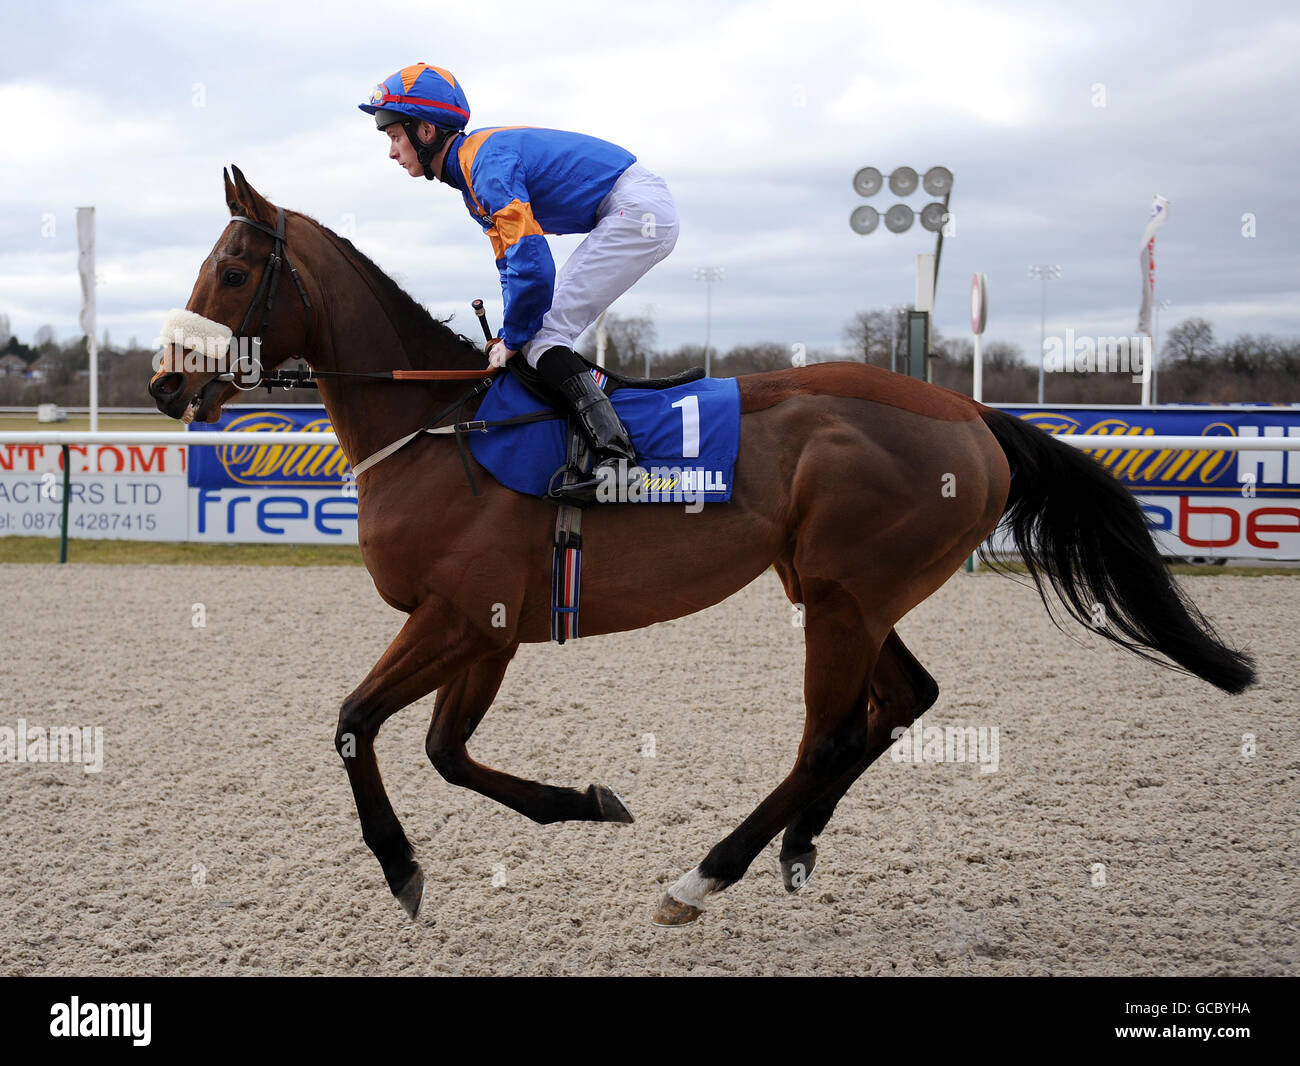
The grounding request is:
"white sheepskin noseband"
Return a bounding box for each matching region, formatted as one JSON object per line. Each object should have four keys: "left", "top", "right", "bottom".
{"left": 157, "top": 309, "right": 233, "bottom": 364}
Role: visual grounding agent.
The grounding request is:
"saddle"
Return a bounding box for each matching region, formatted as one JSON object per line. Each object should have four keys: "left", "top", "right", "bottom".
{"left": 508, "top": 355, "right": 704, "bottom": 405}
{"left": 504, "top": 355, "right": 705, "bottom": 645}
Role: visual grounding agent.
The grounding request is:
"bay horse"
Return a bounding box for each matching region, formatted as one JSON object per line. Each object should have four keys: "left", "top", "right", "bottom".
{"left": 150, "top": 167, "right": 1254, "bottom": 925}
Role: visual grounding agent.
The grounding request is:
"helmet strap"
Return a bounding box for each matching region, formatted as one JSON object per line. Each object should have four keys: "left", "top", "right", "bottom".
{"left": 405, "top": 121, "right": 457, "bottom": 181}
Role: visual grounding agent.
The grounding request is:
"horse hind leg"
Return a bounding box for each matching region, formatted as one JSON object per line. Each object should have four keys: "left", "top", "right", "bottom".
{"left": 426, "top": 649, "right": 634, "bottom": 826}
{"left": 778, "top": 627, "right": 938, "bottom": 891}
{"left": 653, "top": 577, "right": 878, "bottom": 926}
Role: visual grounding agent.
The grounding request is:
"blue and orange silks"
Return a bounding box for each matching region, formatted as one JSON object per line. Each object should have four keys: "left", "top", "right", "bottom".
{"left": 442, "top": 128, "right": 636, "bottom": 351}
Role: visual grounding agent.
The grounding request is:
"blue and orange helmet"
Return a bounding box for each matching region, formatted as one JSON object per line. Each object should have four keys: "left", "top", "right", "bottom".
{"left": 359, "top": 63, "right": 470, "bottom": 132}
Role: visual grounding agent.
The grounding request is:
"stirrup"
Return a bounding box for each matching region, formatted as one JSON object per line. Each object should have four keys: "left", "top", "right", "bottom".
{"left": 547, "top": 457, "right": 645, "bottom": 505}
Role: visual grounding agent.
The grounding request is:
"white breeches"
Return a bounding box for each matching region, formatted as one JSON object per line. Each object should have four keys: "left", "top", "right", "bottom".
{"left": 522, "top": 162, "right": 679, "bottom": 367}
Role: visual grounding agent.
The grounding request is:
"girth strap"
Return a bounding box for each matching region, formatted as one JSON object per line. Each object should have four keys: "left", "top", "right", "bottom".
{"left": 551, "top": 426, "right": 591, "bottom": 643}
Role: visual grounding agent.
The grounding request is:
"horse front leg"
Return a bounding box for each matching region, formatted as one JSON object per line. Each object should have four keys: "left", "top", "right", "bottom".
{"left": 426, "top": 648, "right": 634, "bottom": 825}
{"left": 334, "top": 596, "right": 496, "bottom": 920}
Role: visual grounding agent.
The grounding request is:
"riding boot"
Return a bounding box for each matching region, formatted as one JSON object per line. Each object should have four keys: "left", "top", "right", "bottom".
{"left": 535, "top": 345, "right": 645, "bottom": 504}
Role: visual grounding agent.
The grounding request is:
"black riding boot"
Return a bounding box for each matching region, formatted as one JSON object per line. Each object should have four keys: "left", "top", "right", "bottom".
{"left": 535, "top": 346, "right": 644, "bottom": 504}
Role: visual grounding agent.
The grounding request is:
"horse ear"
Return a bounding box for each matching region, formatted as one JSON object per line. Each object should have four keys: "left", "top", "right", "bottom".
{"left": 224, "top": 166, "right": 242, "bottom": 215}
{"left": 229, "top": 164, "right": 275, "bottom": 224}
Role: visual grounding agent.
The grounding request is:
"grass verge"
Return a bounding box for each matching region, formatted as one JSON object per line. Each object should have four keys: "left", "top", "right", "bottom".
{"left": 0, "top": 536, "right": 363, "bottom": 566}
{"left": 1, "top": 537, "right": 1295, "bottom": 575}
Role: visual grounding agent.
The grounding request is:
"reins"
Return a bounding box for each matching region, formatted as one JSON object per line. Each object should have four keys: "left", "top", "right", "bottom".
{"left": 221, "top": 212, "right": 556, "bottom": 488}
{"left": 246, "top": 366, "right": 502, "bottom": 387}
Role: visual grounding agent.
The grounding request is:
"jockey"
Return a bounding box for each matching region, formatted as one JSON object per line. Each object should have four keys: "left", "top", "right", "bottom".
{"left": 359, "top": 63, "right": 680, "bottom": 504}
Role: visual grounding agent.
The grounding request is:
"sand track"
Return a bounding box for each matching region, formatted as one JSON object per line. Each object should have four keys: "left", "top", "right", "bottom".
{"left": 1, "top": 563, "right": 1295, "bottom": 975}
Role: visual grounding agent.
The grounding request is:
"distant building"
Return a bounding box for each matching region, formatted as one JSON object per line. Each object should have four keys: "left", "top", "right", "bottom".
{"left": 0, "top": 353, "right": 28, "bottom": 377}
{"left": 26, "top": 351, "right": 60, "bottom": 382}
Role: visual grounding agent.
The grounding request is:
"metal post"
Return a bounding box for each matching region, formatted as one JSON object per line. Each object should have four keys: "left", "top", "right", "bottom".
{"left": 907, "top": 311, "right": 929, "bottom": 380}
{"left": 932, "top": 188, "right": 952, "bottom": 292}
{"left": 1038, "top": 277, "right": 1046, "bottom": 404}
{"left": 59, "top": 443, "right": 70, "bottom": 563}
{"left": 695, "top": 267, "right": 724, "bottom": 377}
{"left": 1151, "top": 299, "right": 1169, "bottom": 406}
{"left": 704, "top": 281, "right": 712, "bottom": 378}
{"left": 643, "top": 303, "right": 656, "bottom": 378}
{"left": 1029, "top": 265, "right": 1060, "bottom": 405}
{"left": 1154, "top": 300, "right": 1164, "bottom": 408}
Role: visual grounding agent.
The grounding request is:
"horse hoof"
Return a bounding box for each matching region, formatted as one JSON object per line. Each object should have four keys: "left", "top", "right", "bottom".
{"left": 652, "top": 893, "right": 703, "bottom": 927}
{"left": 781, "top": 848, "right": 817, "bottom": 893}
{"left": 395, "top": 866, "right": 425, "bottom": 920}
{"left": 590, "top": 784, "right": 634, "bottom": 823}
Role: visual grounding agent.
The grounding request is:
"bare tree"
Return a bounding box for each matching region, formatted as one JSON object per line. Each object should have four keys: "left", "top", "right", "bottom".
{"left": 717, "top": 342, "right": 791, "bottom": 375}
{"left": 981, "top": 340, "right": 1025, "bottom": 372}
{"left": 1162, "top": 317, "right": 1217, "bottom": 365}
{"left": 655, "top": 344, "right": 708, "bottom": 374}
{"left": 844, "top": 307, "right": 909, "bottom": 367}
{"left": 935, "top": 335, "right": 974, "bottom": 368}
{"left": 578, "top": 311, "right": 658, "bottom": 375}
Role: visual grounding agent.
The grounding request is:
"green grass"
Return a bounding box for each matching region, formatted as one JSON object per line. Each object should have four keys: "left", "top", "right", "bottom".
{"left": 0, "top": 413, "right": 184, "bottom": 433}
{"left": 0, "top": 536, "right": 363, "bottom": 566}
{"left": 1166, "top": 564, "right": 1298, "bottom": 576}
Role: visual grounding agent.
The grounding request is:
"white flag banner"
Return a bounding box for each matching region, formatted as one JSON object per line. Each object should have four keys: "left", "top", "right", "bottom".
{"left": 77, "top": 206, "right": 95, "bottom": 337}
{"left": 1136, "top": 194, "right": 1169, "bottom": 335}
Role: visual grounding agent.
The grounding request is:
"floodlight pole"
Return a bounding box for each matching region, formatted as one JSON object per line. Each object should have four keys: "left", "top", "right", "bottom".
{"left": 695, "top": 267, "right": 724, "bottom": 377}
{"left": 849, "top": 166, "right": 952, "bottom": 382}
{"left": 914, "top": 254, "right": 936, "bottom": 381}
{"left": 1028, "top": 264, "right": 1061, "bottom": 404}
{"left": 932, "top": 187, "right": 953, "bottom": 293}
{"left": 1152, "top": 298, "right": 1170, "bottom": 405}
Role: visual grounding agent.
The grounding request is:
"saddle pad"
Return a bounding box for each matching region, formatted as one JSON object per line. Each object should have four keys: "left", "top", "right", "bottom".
{"left": 467, "top": 369, "right": 740, "bottom": 502}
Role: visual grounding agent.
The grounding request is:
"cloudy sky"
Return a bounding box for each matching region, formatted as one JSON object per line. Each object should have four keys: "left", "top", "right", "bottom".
{"left": 1, "top": 0, "right": 1297, "bottom": 375}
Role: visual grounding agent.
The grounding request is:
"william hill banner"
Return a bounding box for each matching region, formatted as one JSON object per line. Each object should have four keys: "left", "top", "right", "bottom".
{"left": 187, "top": 406, "right": 357, "bottom": 543}
{"left": 997, "top": 404, "right": 1300, "bottom": 559}
{"left": 184, "top": 403, "right": 1300, "bottom": 556}
{"left": 188, "top": 409, "right": 349, "bottom": 487}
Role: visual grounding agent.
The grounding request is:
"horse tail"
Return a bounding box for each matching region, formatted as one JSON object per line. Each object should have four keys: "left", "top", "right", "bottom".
{"left": 976, "top": 406, "right": 1256, "bottom": 694}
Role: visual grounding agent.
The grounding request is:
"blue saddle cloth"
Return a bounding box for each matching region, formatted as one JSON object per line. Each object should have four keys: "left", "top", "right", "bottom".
{"left": 467, "top": 369, "right": 740, "bottom": 502}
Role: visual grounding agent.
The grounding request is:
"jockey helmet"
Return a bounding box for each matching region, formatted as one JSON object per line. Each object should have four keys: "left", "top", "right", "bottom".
{"left": 359, "top": 64, "right": 470, "bottom": 132}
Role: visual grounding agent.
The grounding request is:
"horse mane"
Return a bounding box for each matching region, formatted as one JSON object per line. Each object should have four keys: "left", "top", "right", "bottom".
{"left": 287, "top": 209, "right": 484, "bottom": 368}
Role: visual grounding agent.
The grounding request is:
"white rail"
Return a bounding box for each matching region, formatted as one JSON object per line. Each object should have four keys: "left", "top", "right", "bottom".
{"left": 3, "top": 431, "right": 1299, "bottom": 452}
{"left": 1056, "top": 435, "right": 1300, "bottom": 451}
{"left": 0, "top": 431, "right": 340, "bottom": 446}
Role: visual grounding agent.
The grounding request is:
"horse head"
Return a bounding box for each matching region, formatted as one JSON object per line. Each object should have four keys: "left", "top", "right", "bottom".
{"left": 149, "top": 166, "right": 315, "bottom": 423}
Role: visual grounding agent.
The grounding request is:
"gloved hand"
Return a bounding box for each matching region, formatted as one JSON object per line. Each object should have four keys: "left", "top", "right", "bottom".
{"left": 486, "top": 338, "right": 517, "bottom": 369}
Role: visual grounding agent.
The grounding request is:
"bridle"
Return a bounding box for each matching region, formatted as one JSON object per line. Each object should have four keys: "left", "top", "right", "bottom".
{"left": 229, "top": 207, "right": 314, "bottom": 360}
